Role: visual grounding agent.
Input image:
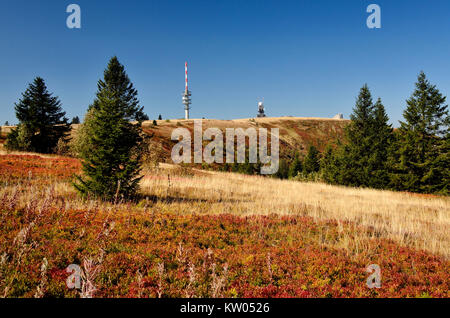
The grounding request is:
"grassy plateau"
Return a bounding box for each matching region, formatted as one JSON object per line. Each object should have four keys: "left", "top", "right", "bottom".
{"left": 0, "top": 151, "right": 448, "bottom": 298}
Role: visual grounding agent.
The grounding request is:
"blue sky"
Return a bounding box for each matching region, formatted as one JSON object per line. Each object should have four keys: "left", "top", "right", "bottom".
{"left": 1, "top": 0, "right": 450, "bottom": 126}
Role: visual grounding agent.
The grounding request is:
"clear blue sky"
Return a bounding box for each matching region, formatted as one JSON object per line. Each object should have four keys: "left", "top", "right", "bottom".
{"left": 1, "top": 0, "right": 450, "bottom": 126}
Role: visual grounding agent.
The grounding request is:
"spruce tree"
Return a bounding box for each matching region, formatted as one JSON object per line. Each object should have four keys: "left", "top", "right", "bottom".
{"left": 394, "top": 72, "right": 449, "bottom": 193}
{"left": 322, "top": 86, "right": 393, "bottom": 189}
{"left": 5, "top": 124, "right": 32, "bottom": 151}
{"left": 275, "top": 159, "right": 289, "bottom": 179}
{"left": 71, "top": 116, "right": 80, "bottom": 124}
{"left": 434, "top": 128, "right": 449, "bottom": 194}
{"left": 288, "top": 152, "right": 302, "bottom": 178}
{"left": 137, "top": 112, "right": 149, "bottom": 121}
{"left": 321, "top": 144, "right": 342, "bottom": 184}
{"left": 303, "top": 145, "right": 320, "bottom": 174}
{"left": 367, "top": 98, "right": 394, "bottom": 189}
{"left": 6, "top": 77, "right": 70, "bottom": 153}
{"left": 336, "top": 85, "right": 377, "bottom": 187}
{"left": 74, "top": 57, "right": 144, "bottom": 200}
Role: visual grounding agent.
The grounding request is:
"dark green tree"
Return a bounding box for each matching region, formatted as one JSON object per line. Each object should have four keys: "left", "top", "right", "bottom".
{"left": 238, "top": 162, "right": 255, "bottom": 175}
{"left": 274, "top": 159, "right": 289, "bottom": 179}
{"left": 433, "top": 129, "right": 449, "bottom": 194}
{"left": 367, "top": 98, "right": 394, "bottom": 189}
{"left": 321, "top": 144, "right": 341, "bottom": 184}
{"left": 137, "top": 112, "right": 149, "bottom": 121}
{"left": 320, "top": 86, "right": 394, "bottom": 189}
{"left": 158, "top": 114, "right": 162, "bottom": 120}
{"left": 339, "top": 84, "right": 376, "bottom": 186}
{"left": 71, "top": 116, "right": 80, "bottom": 124}
{"left": 288, "top": 152, "right": 302, "bottom": 178}
{"left": 4, "top": 121, "right": 9, "bottom": 126}
{"left": 303, "top": 145, "right": 320, "bottom": 174}
{"left": 393, "top": 72, "right": 449, "bottom": 193}
{"left": 74, "top": 57, "right": 145, "bottom": 200}
{"left": 6, "top": 77, "right": 70, "bottom": 153}
{"left": 5, "top": 124, "right": 32, "bottom": 151}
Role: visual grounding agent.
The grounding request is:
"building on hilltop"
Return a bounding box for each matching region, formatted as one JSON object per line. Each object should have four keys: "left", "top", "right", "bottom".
{"left": 257, "top": 99, "right": 266, "bottom": 118}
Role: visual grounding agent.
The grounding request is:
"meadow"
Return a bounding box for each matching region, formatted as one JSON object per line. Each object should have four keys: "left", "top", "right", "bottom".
{"left": 0, "top": 152, "right": 448, "bottom": 298}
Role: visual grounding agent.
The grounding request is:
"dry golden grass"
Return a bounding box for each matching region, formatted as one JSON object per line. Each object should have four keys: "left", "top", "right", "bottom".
{"left": 1, "top": 154, "right": 447, "bottom": 260}
{"left": 140, "top": 167, "right": 450, "bottom": 259}
{"left": 0, "top": 149, "right": 60, "bottom": 158}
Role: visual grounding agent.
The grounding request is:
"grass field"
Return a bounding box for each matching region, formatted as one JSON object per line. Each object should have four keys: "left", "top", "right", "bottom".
{"left": 0, "top": 152, "right": 448, "bottom": 298}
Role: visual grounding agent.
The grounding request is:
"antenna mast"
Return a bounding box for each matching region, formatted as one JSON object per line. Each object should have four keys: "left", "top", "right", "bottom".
{"left": 182, "top": 61, "right": 191, "bottom": 120}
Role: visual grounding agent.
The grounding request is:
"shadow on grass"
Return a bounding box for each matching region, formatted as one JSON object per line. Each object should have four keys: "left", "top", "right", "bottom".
{"left": 137, "top": 193, "right": 251, "bottom": 205}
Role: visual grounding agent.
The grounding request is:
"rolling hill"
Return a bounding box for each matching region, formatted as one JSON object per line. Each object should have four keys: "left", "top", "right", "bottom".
{"left": 0, "top": 117, "right": 350, "bottom": 163}
{"left": 139, "top": 117, "right": 349, "bottom": 163}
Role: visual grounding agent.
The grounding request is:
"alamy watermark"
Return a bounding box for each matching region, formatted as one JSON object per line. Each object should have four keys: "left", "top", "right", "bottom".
{"left": 170, "top": 120, "right": 279, "bottom": 175}
{"left": 66, "top": 264, "right": 82, "bottom": 289}
{"left": 64, "top": 4, "right": 380, "bottom": 30}
{"left": 66, "top": 4, "right": 81, "bottom": 29}
{"left": 366, "top": 264, "right": 382, "bottom": 289}
{"left": 367, "top": 4, "right": 381, "bottom": 29}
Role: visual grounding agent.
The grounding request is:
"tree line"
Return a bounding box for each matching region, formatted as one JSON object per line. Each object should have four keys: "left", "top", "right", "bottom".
{"left": 4, "top": 60, "right": 449, "bottom": 198}
{"left": 253, "top": 72, "right": 448, "bottom": 195}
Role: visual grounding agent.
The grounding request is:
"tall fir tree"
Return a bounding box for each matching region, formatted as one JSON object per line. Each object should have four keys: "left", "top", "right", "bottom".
{"left": 321, "top": 142, "right": 353, "bottom": 185}
{"left": 6, "top": 77, "right": 70, "bottom": 153}
{"left": 367, "top": 98, "right": 394, "bottom": 189}
{"left": 74, "top": 57, "right": 145, "bottom": 200}
{"left": 340, "top": 84, "right": 376, "bottom": 187}
{"left": 275, "top": 159, "right": 289, "bottom": 179}
{"left": 321, "top": 86, "right": 393, "bottom": 189}
{"left": 303, "top": 145, "right": 320, "bottom": 174}
{"left": 136, "top": 112, "right": 149, "bottom": 121}
{"left": 393, "top": 72, "right": 449, "bottom": 193}
{"left": 321, "top": 144, "right": 338, "bottom": 183}
{"left": 71, "top": 116, "right": 80, "bottom": 124}
{"left": 288, "top": 152, "right": 302, "bottom": 178}
{"left": 434, "top": 127, "right": 449, "bottom": 194}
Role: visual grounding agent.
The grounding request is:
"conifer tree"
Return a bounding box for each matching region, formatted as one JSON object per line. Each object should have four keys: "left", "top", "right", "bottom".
{"left": 288, "top": 152, "right": 302, "bottom": 178}
{"left": 74, "top": 57, "right": 145, "bottom": 200}
{"left": 303, "top": 145, "right": 320, "bottom": 174}
{"left": 340, "top": 84, "right": 376, "bottom": 187}
{"left": 393, "top": 72, "right": 449, "bottom": 193}
{"left": 320, "top": 86, "right": 393, "bottom": 189}
{"left": 321, "top": 144, "right": 342, "bottom": 184}
{"left": 5, "top": 124, "right": 32, "bottom": 151}
{"left": 275, "top": 159, "right": 289, "bottom": 179}
{"left": 434, "top": 129, "right": 449, "bottom": 194}
{"left": 137, "top": 112, "right": 149, "bottom": 121}
{"left": 367, "top": 98, "right": 394, "bottom": 189}
{"left": 71, "top": 116, "right": 80, "bottom": 124}
{"left": 6, "top": 77, "right": 70, "bottom": 153}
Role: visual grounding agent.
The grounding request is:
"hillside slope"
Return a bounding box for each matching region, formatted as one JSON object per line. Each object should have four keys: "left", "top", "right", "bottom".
{"left": 140, "top": 117, "right": 349, "bottom": 163}
{"left": 0, "top": 117, "right": 349, "bottom": 162}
